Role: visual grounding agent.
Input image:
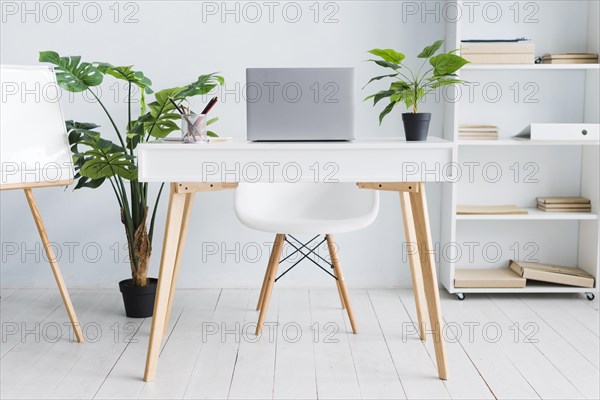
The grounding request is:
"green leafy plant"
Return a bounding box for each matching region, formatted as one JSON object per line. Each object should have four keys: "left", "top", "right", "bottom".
{"left": 40, "top": 51, "right": 224, "bottom": 287}
{"left": 364, "top": 40, "right": 469, "bottom": 124}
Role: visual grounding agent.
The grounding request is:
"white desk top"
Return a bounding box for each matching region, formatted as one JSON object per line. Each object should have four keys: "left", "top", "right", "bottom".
{"left": 138, "top": 137, "right": 454, "bottom": 183}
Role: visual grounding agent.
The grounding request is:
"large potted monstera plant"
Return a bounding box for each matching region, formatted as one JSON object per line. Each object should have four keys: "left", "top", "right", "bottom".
{"left": 365, "top": 40, "right": 469, "bottom": 141}
{"left": 39, "top": 51, "right": 223, "bottom": 317}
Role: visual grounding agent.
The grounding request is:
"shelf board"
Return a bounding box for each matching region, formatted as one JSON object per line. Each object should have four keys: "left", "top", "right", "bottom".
{"left": 451, "top": 285, "right": 595, "bottom": 294}
{"left": 462, "top": 64, "right": 599, "bottom": 71}
{"left": 456, "top": 208, "right": 597, "bottom": 221}
{"left": 457, "top": 139, "right": 600, "bottom": 146}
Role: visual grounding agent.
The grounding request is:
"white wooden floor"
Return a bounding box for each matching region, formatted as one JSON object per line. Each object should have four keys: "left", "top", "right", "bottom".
{"left": 1, "top": 287, "right": 598, "bottom": 400}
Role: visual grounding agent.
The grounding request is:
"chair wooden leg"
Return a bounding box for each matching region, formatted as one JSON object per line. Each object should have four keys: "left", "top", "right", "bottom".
{"left": 256, "top": 234, "right": 285, "bottom": 335}
{"left": 332, "top": 266, "right": 346, "bottom": 310}
{"left": 400, "top": 192, "right": 428, "bottom": 341}
{"left": 326, "top": 234, "right": 357, "bottom": 334}
{"left": 409, "top": 183, "right": 448, "bottom": 380}
{"left": 162, "top": 192, "right": 196, "bottom": 337}
{"left": 257, "top": 234, "right": 279, "bottom": 311}
{"left": 24, "top": 189, "right": 83, "bottom": 343}
{"left": 144, "top": 184, "right": 187, "bottom": 382}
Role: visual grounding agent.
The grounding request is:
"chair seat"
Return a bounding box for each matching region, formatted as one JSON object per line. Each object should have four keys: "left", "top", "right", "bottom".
{"left": 238, "top": 211, "right": 378, "bottom": 234}
{"left": 234, "top": 183, "right": 379, "bottom": 234}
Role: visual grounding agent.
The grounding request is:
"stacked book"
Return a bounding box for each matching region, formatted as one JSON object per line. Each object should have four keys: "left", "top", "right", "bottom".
{"left": 541, "top": 53, "right": 598, "bottom": 64}
{"left": 510, "top": 260, "right": 595, "bottom": 288}
{"left": 457, "top": 205, "right": 528, "bottom": 215}
{"left": 537, "top": 196, "right": 591, "bottom": 213}
{"left": 458, "top": 124, "right": 498, "bottom": 140}
{"left": 461, "top": 39, "right": 535, "bottom": 64}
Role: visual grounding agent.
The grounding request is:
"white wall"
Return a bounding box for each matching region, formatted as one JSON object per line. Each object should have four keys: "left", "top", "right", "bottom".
{"left": 1, "top": 1, "right": 448, "bottom": 288}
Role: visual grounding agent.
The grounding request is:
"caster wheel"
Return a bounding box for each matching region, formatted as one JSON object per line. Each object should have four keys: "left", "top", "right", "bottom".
{"left": 456, "top": 293, "right": 465, "bottom": 301}
{"left": 586, "top": 293, "right": 595, "bottom": 301}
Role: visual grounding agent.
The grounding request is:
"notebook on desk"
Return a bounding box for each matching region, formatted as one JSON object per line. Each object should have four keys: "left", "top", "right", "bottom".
{"left": 246, "top": 67, "right": 355, "bottom": 141}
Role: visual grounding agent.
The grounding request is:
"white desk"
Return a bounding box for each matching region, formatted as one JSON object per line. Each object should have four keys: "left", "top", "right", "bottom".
{"left": 138, "top": 138, "right": 454, "bottom": 382}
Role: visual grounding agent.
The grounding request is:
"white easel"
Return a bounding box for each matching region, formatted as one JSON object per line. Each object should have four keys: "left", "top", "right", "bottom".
{"left": 0, "top": 65, "right": 83, "bottom": 342}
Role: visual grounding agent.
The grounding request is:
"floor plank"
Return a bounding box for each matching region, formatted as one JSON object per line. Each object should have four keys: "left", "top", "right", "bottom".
{"left": 0, "top": 290, "right": 97, "bottom": 399}
{"left": 398, "top": 290, "right": 494, "bottom": 400}
{"left": 347, "top": 290, "right": 406, "bottom": 399}
{"left": 310, "top": 289, "right": 361, "bottom": 400}
{"left": 46, "top": 291, "right": 144, "bottom": 399}
{"left": 440, "top": 293, "right": 541, "bottom": 400}
{"left": 493, "top": 296, "right": 598, "bottom": 400}
{"left": 227, "top": 289, "right": 278, "bottom": 400}
{"left": 272, "top": 290, "right": 317, "bottom": 400}
{"left": 182, "top": 289, "right": 252, "bottom": 399}
{"left": 1, "top": 289, "right": 64, "bottom": 359}
{"left": 0, "top": 287, "right": 17, "bottom": 301}
{"left": 368, "top": 290, "right": 451, "bottom": 400}
{"left": 547, "top": 296, "right": 600, "bottom": 337}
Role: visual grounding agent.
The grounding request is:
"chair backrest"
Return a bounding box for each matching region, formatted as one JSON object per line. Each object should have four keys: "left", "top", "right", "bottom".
{"left": 234, "top": 182, "right": 379, "bottom": 226}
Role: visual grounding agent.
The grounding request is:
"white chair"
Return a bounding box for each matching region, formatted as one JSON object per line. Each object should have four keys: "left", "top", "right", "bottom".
{"left": 234, "top": 182, "right": 379, "bottom": 334}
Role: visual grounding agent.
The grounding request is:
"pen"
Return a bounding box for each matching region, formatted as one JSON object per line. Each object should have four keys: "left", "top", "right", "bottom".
{"left": 201, "top": 97, "right": 218, "bottom": 115}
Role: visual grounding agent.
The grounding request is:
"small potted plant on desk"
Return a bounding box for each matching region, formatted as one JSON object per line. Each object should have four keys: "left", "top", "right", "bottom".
{"left": 39, "top": 51, "right": 224, "bottom": 317}
{"left": 364, "top": 40, "right": 469, "bottom": 141}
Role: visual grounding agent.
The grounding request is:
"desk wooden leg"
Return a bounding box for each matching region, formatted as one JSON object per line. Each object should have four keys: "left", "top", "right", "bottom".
{"left": 256, "top": 234, "right": 285, "bottom": 335}
{"left": 400, "top": 192, "right": 428, "bottom": 341}
{"left": 24, "top": 189, "right": 83, "bottom": 343}
{"left": 162, "top": 192, "right": 196, "bottom": 337}
{"left": 409, "top": 183, "right": 448, "bottom": 380}
{"left": 144, "top": 184, "right": 187, "bottom": 382}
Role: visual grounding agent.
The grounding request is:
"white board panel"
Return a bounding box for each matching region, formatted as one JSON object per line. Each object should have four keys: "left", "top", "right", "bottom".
{"left": 0, "top": 65, "right": 73, "bottom": 188}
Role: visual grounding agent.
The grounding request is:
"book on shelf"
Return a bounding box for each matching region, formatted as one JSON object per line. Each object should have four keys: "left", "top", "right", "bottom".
{"left": 537, "top": 207, "right": 592, "bottom": 212}
{"left": 462, "top": 53, "right": 534, "bottom": 64}
{"left": 458, "top": 124, "right": 499, "bottom": 140}
{"left": 509, "top": 260, "right": 595, "bottom": 288}
{"left": 461, "top": 41, "right": 535, "bottom": 54}
{"left": 537, "top": 196, "right": 591, "bottom": 212}
{"left": 457, "top": 205, "right": 528, "bottom": 215}
{"left": 459, "top": 136, "right": 498, "bottom": 140}
{"left": 541, "top": 53, "right": 598, "bottom": 64}
{"left": 538, "top": 203, "right": 591, "bottom": 209}
{"left": 461, "top": 39, "right": 534, "bottom": 64}
{"left": 537, "top": 196, "right": 591, "bottom": 204}
{"left": 454, "top": 268, "right": 526, "bottom": 288}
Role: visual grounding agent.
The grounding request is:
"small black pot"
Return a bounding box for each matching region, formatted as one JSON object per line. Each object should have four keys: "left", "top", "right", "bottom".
{"left": 119, "top": 278, "right": 158, "bottom": 318}
{"left": 402, "top": 112, "right": 431, "bottom": 141}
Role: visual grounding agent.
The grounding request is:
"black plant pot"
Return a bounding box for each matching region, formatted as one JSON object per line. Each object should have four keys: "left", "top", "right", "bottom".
{"left": 402, "top": 112, "right": 431, "bottom": 141}
{"left": 119, "top": 278, "right": 158, "bottom": 318}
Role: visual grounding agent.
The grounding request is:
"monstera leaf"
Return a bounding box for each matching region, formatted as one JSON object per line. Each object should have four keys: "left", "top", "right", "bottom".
{"left": 81, "top": 145, "right": 137, "bottom": 181}
{"left": 96, "top": 64, "right": 153, "bottom": 94}
{"left": 67, "top": 120, "right": 106, "bottom": 189}
{"left": 67, "top": 120, "right": 136, "bottom": 182}
{"left": 39, "top": 51, "right": 103, "bottom": 92}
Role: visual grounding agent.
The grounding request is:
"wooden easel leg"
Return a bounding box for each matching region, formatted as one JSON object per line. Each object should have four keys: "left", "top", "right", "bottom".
{"left": 144, "top": 184, "right": 187, "bottom": 382}
{"left": 400, "top": 192, "right": 428, "bottom": 341}
{"left": 162, "top": 192, "right": 196, "bottom": 337}
{"left": 23, "top": 189, "right": 83, "bottom": 343}
{"left": 257, "top": 234, "right": 278, "bottom": 311}
{"left": 326, "top": 234, "right": 357, "bottom": 334}
{"left": 409, "top": 183, "right": 448, "bottom": 380}
{"left": 256, "top": 234, "right": 285, "bottom": 335}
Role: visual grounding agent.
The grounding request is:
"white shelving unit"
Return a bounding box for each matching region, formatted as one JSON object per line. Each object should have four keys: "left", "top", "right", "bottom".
{"left": 440, "top": 0, "right": 600, "bottom": 299}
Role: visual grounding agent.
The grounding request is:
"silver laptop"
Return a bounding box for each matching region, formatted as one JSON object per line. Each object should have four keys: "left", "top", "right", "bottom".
{"left": 246, "top": 68, "right": 354, "bottom": 141}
